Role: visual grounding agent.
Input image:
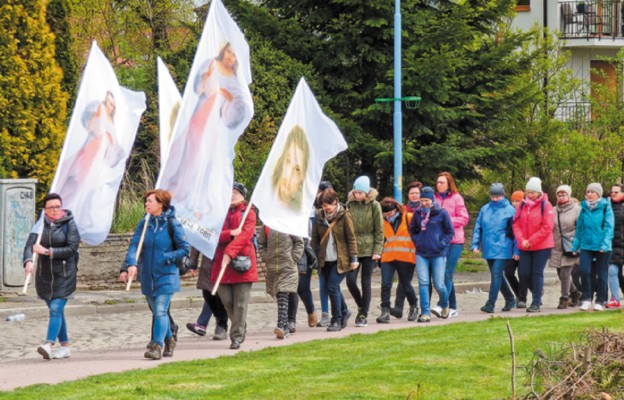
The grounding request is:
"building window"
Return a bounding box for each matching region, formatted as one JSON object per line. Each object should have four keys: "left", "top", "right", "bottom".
{"left": 515, "top": 0, "right": 530, "bottom": 12}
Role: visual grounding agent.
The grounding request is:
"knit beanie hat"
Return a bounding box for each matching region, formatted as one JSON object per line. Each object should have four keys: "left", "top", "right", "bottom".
{"left": 556, "top": 185, "right": 572, "bottom": 197}
{"left": 353, "top": 176, "right": 370, "bottom": 193}
{"left": 421, "top": 186, "right": 435, "bottom": 201}
{"left": 525, "top": 177, "right": 542, "bottom": 193}
{"left": 586, "top": 182, "right": 603, "bottom": 197}
{"left": 490, "top": 183, "right": 505, "bottom": 197}
{"left": 318, "top": 181, "right": 333, "bottom": 192}
{"left": 511, "top": 191, "right": 524, "bottom": 202}
{"left": 233, "top": 181, "right": 247, "bottom": 198}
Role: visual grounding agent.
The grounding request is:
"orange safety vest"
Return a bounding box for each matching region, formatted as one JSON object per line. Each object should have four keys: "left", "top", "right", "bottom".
{"left": 381, "top": 212, "right": 416, "bottom": 264}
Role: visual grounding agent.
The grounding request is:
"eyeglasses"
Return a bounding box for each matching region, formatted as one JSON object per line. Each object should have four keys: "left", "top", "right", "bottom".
{"left": 556, "top": 194, "right": 568, "bottom": 197}
{"left": 45, "top": 206, "right": 62, "bottom": 210}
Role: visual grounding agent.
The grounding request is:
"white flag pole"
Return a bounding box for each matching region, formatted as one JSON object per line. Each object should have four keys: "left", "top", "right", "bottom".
{"left": 20, "top": 213, "right": 45, "bottom": 296}
{"left": 126, "top": 214, "right": 150, "bottom": 291}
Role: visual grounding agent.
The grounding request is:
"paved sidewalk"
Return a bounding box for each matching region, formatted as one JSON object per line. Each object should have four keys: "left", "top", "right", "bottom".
{"left": 0, "top": 268, "right": 581, "bottom": 391}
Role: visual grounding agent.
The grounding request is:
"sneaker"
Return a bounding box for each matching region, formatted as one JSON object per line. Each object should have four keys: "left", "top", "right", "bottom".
{"left": 417, "top": 314, "right": 431, "bottom": 323}
{"left": 287, "top": 321, "right": 296, "bottom": 334}
{"left": 502, "top": 302, "right": 516, "bottom": 312}
{"left": 389, "top": 307, "right": 403, "bottom": 319}
{"left": 326, "top": 320, "right": 342, "bottom": 332}
{"left": 186, "top": 322, "right": 207, "bottom": 337}
{"left": 213, "top": 325, "right": 228, "bottom": 341}
{"left": 449, "top": 309, "right": 458, "bottom": 318}
{"left": 163, "top": 337, "right": 176, "bottom": 357}
{"left": 430, "top": 306, "right": 442, "bottom": 318}
{"left": 144, "top": 343, "right": 162, "bottom": 360}
{"left": 407, "top": 306, "right": 419, "bottom": 321}
{"left": 354, "top": 314, "right": 368, "bottom": 327}
{"left": 37, "top": 343, "right": 52, "bottom": 360}
{"left": 607, "top": 297, "right": 621, "bottom": 308}
{"left": 52, "top": 346, "right": 71, "bottom": 359}
{"left": 307, "top": 313, "right": 318, "bottom": 327}
{"left": 480, "top": 304, "right": 494, "bottom": 314}
{"left": 316, "top": 312, "right": 330, "bottom": 327}
{"left": 593, "top": 303, "right": 604, "bottom": 311}
{"left": 440, "top": 307, "right": 450, "bottom": 318}
{"left": 274, "top": 326, "right": 290, "bottom": 339}
{"left": 341, "top": 310, "right": 352, "bottom": 329}
{"left": 517, "top": 301, "right": 527, "bottom": 309}
{"left": 580, "top": 301, "right": 591, "bottom": 311}
{"left": 526, "top": 304, "right": 541, "bottom": 313}
{"left": 230, "top": 340, "right": 241, "bottom": 350}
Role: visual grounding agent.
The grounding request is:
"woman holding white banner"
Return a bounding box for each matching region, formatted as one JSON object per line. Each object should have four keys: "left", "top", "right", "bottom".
{"left": 23, "top": 193, "right": 80, "bottom": 360}
{"left": 310, "top": 188, "right": 359, "bottom": 332}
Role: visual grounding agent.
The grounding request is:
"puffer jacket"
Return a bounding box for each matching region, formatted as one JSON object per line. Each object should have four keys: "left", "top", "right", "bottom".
{"left": 512, "top": 194, "right": 555, "bottom": 251}
{"left": 310, "top": 204, "right": 358, "bottom": 274}
{"left": 23, "top": 210, "right": 80, "bottom": 300}
{"left": 610, "top": 199, "right": 624, "bottom": 265}
{"left": 258, "top": 226, "right": 304, "bottom": 296}
{"left": 125, "top": 206, "right": 190, "bottom": 297}
{"left": 572, "top": 198, "right": 614, "bottom": 252}
{"left": 550, "top": 201, "right": 581, "bottom": 268}
{"left": 435, "top": 192, "right": 469, "bottom": 244}
{"left": 210, "top": 202, "right": 258, "bottom": 285}
{"left": 471, "top": 198, "right": 517, "bottom": 260}
{"left": 409, "top": 204, "right": 455, "bottom": 258}
{"left": 346, "top": 189, "right": 384, "bottom": 257}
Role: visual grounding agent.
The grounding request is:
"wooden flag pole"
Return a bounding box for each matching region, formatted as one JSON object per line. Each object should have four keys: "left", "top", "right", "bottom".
{"left": 19, "top": 216, "right": 44, "bottom": 296}
{"left": 126, "top": 214, "right": 150, "bottom": 291}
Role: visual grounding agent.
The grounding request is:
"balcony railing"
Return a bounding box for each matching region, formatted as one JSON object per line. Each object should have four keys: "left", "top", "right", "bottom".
{"left": 560, "top": 0, "right": 624, "bottom": 39}
{"left": 555, "top": 101, "right": 591, "bottom": 127}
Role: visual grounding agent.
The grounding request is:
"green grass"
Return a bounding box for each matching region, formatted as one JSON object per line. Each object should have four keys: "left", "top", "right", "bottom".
{"left": 456, "top": 250, "right": 488, "bottom": 272}
{"left": 2, "top": 313, "right": 623, "bottom": 399}
{"left": 0, "top": 296, "right": 6, "bottom": 303}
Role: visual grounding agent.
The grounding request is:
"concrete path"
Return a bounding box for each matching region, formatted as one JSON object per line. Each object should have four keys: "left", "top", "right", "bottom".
{"left": 0, "top": 269, "right": 596, "bottom": 391}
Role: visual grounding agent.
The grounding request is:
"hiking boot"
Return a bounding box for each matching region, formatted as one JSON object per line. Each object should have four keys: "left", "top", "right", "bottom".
{"left": 376, "top": 307, "right": 391, "bottom": 324}
{"left": 417, "top": 314, "right": 431, "bottom": 323}
{"left": 407, "top": 306, "right": 419, "bottom": 322}
{"left": 316, "top": 312, "right": 330, "bottom": 327}
{"left": 517, "top": 301, "right": 526, "bottom": 309}
{"left": 186, "top": 322, "right": 207, "bottom": 336}
{"left": 354, "top": 314, "right": 368, "bottom": 327}
{"left": 526, "top": 304, "right": 541, "bottom": 313}
{"left": 163, "top": 337, "right": 176, "bottom": 357}
{"left": 144, "top": 343, "right": 162, "bottom": 360}
{"left": 171, "top": 323, "right": 178, "bottom": 342}
{"left": 341, "top": 310, "right": 352, "bottom": 329}
{"left": 274, "top": 326, "right": 289, "bottom": 339}
{"left": 52, "top": 346, "right": 71, "bottom": 359}
{"left": 327, "top": 320, "right": 342, "bottom": 332}
{"left": 37, "top": 343, "right": 52, "bottom": 360}
{"left": 480, "top": 304, "right": 494, "bottom": 314}
{"left": 502, "top": 301, "right": 516, "bottom": 312}
{"left": 389, "top": 307, "right": 403, "bottom": 319}
{"left": 307, "top": 312, "right": 318, "bottom": 327}
{"left": 440, "top": 308, "right": 450, "bottom": 319}
{"left": 557, "top": 297, "right": 568, "bottom": 310}
{"left": 430, "top": 306, "right": 442, "bottom": 318}
{"left": 569, "top": 291, "right": 582, "bottom": 307}
{"left": 580, "top": 301, "right": 591, "bottom": 311}
{"left": 607, "top": 297, "right": 621, "bottom": 308}
{"left": 213, "top": 325, "right": 228, "bottom": 340}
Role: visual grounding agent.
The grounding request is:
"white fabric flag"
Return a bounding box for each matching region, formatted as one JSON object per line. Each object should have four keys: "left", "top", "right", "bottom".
{"left": 156, "top": 0, "right": 253, "bottom": 258}
{"left": 47, "top": 41, "right": 146, "bottom": 245}
{"left": 251, "top": 77, "right": 348, "bottom": 238}
{"left": 157, "top": 57, "right": 182, "bottom": 167}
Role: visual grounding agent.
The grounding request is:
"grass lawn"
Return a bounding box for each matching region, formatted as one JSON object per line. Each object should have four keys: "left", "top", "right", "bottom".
{"left": 3, "top": 312, "right": 623, "bottom": 399}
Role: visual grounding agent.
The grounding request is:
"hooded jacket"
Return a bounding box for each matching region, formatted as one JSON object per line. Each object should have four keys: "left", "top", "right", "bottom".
{"left": 23, "top": 210, "right": 80, "bottom": 300}
{"left": 125, "top": 206, "right": 190, "bottom": 297}
{"left": 310, "top": 204, "right": 358, "bottom": 274}
{"left": 434, "top": 192, "right": 469, "bottom": 245}
{"left": 471, "top": 198, "right": 517, "bottom": 260}
{"left": 408, "top": 204, "right": 455, "bottom": 258}
{"left": 346, "top": 188, "right": 384, "bottom": 257}
{"left": 258, "top": 226, "right": 304, "bottom": 296}
{"left": 572, "top": 197, "right": 614, "bottom": 253}
{"left": 512, "top": 194, "right": 555, "bottom": 251}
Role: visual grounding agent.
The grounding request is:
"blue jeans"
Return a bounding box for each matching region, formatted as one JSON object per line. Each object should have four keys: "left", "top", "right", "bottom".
{"left": 45, "top": 298, "right": 68, "bottom": 344}
{"left": 298, "top": 267, "right": 316, "bottom": 314}
{"left": 608, "top": 264, "right": 621, "bottom": 301}
{"left": 381, "top": 261, "right": 417, "bottom": 309}
{"left": 146, "top": 293, "right": 173, "bottom": 347}
{"left": 416, "top": 255, "right": 448, "bottom": 315}
{"left": 318, "top": 269, "right": 329, "bottom": 313}
{"left": 486, "top": 259, "right": 515, "bottom": 307}
{"left": 321, "top": 261, "right": 348, "bottom": 322}
{"left": 519, "top": 249, "right": 552, "bottom": 307}
{"left": 197, "top": 300, "right": 213, "bottom": 327}
{"left": 579, "top": 250, "right": 610, "bottom": 304}
{"left": 440, "top": 244, "right": 463, "bottom": 309}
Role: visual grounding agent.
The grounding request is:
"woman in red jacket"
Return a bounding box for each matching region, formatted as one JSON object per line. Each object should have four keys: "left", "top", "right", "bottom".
{"left": 211, "top": 182, "right": 258, "bottom": 350}
{"left": 512, "top": 177, "right": 554, "bottom": 313}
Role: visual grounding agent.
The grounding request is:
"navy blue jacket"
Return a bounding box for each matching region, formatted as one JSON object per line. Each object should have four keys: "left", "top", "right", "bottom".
{"left": 408, "top": 204, "right": 455, "bottom": 257}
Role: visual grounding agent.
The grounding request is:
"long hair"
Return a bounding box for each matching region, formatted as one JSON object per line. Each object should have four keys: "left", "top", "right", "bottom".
{"left": 271, "top": 125, "right": 310, "bottom": 210}
{"left": 215, "top": 42, "right": 238, "bottom": 74}
{"left": 436, "top": 171, "right": 459, "bottom": 194}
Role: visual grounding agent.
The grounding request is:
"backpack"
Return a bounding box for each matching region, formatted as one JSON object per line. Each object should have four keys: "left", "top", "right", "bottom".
{"left": 166, "top": 216, "right": 192, "bottom": 275}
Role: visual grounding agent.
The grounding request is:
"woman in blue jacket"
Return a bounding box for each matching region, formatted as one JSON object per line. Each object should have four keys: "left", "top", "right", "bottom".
{"left": 122, "top": 189, "right": 190, "bottom": 359}
{"left": 408, "top": 186, "right": 454, "bottom": 322}
{"left": 572, "top": 183, "right": 614, "bottom": 311}
{"left": 471, "top": 183, "right": 517, "bottom": 313}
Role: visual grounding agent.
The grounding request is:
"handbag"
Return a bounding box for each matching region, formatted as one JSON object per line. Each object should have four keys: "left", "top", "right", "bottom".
{"left": 231, "top": 255, "right": 252, "bottom": 272}
{"left": 558, "top": 211, "right": 578, "bottom": 257}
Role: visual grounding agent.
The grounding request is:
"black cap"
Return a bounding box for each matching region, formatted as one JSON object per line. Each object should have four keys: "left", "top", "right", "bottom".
{"left": 318, "top": 181, "right": 333, "bottom": 192}
{"left": 233, "top": 181, "right": 247, "bottom": 198}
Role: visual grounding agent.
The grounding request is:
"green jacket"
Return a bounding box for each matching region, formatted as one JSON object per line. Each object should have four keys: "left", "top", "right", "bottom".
{"left": 346, "top": 188, "right": 384, "bottom": 257}
{"left": 258, "top": 226, "right": 304, "bottom": 297}
{"left": 310, "top": 204, "right": 358, "bottom": 274}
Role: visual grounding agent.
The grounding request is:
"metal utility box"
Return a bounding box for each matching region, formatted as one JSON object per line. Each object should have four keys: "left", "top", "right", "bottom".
{"left": 0, "top": 179, "right": 36, "bottom": 290}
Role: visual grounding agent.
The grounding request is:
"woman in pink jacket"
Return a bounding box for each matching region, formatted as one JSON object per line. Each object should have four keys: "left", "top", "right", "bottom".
{"left": 512, "top": 177, "right": 554, "bottom": 313}
{"left": 432, "top": 172, "right": 469, "bottom": 318}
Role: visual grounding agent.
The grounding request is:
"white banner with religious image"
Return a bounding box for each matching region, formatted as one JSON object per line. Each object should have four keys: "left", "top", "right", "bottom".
{"left": 47, "top": 41, "right": 146, "bottom": 245}
{"left": 251, "top": 77, "right": 348, "bottom": 238}
{"left": 157, "top": 57, "right": 182, "bottom": 167}
{"left": 156, "top": 0, "right": 254, "bottom": 258}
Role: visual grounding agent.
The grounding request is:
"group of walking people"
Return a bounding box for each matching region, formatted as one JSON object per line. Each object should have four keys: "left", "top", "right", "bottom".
{"left": 23, "top": 174, "right": 624, "bottom": 361}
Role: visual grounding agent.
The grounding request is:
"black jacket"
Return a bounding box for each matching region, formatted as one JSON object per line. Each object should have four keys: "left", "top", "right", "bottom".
{"left": 611, "top": 200, "right": 624, "bottom": 265}
{"left": 23, "top": 210, "right": 80, "bottom": 300}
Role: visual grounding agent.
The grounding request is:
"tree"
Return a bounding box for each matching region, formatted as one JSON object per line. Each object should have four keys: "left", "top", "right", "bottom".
{"left": 47, "top": 0, "right": 79, "bottom": 111}
{"left": 0, "top": 0, "right": 68, "bottom": 198}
